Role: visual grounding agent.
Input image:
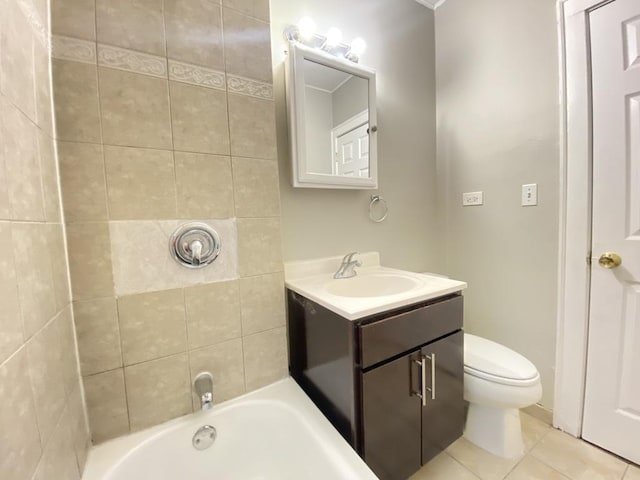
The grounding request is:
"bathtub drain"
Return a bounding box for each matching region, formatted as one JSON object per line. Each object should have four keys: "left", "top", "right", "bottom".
{"left": 193, "top": 425, "right": 217, "bottom": 450}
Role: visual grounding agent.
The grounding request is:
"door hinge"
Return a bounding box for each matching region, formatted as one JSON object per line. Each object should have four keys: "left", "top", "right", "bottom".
{"left": 586, "top": 253, "right": 592, "bottom": 266}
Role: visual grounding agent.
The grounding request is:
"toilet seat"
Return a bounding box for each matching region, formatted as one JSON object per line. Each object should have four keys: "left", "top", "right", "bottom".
{"left": 464, "top": 334, "right": 540, "bottom": 387}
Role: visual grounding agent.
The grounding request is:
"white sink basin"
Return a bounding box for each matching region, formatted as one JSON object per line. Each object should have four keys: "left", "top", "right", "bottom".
{"left": 326, "top": 273, "right": 422, "bottom": 298}
{"left": 285, "top": 253, "right": 467, "bottom": 321}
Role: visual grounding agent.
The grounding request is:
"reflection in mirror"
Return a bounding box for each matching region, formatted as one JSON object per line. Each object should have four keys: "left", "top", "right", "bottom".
{"left": 302, "top": 59, "right": 370, "bottom": 178}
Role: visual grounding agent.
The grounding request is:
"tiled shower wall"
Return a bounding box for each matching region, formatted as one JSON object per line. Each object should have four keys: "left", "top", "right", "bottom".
{"left": 51, "top": 0, "right": 287, "bottom": 444}
{"left": 0, "top": 0, "right": 91, "bottom": 478}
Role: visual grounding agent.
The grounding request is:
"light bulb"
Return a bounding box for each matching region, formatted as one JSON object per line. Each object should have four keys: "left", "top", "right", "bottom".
{"left": 298, "top": 16, "right": 316, "bottom": 41}
{"left": 325, "top": 27, "right": 343, "bottom": 47}
{"left": 350, "top": 37, "right": 366, "bottom": 56}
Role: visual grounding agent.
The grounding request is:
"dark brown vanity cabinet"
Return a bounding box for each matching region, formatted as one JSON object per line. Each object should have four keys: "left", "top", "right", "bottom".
{"left": 287, "top": 291, "right": 464, "bottom": 480}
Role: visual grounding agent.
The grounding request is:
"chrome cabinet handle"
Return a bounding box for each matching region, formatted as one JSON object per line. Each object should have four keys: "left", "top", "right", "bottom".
{"left": 426, "top": 353, "right": 436, "bottom": 400}
{"left": 413, "top": 356, "right": 427, "bottom": 406}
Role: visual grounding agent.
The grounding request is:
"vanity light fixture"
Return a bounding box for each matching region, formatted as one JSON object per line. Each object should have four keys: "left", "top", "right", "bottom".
{"left": 284, "top": 17, "right": 366, "bottom": 63}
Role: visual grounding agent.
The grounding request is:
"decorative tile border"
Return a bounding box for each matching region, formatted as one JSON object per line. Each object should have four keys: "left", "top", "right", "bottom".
{"left": 49, "top": 37, "right": 272, "bottom": 99}
{"left": 17, "top": 0, "right": 48, "bottom": 49}
{"left": 52, "top": 35, "right": 97, "bottom": 64}
{"left": 168, "top": 60, "right": 226, "bottom": 90}
{"left": 98, "top": 44, "right": 167, "bottom": 79}
{"left": 227, "top": 74, "right": 274, "bottom": 100}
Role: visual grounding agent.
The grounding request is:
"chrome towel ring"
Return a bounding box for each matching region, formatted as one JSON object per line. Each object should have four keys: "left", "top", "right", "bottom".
{"left": 369, "top": 195, "right": 388, "bottom": 223}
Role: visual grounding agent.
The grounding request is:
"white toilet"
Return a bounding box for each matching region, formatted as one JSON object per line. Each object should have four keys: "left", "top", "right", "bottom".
{"left": 463, "top": 333, "right": 542, "bottom": 458}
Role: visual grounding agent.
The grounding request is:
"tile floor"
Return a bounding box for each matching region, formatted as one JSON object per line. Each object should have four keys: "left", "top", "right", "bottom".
{"left": 410, "top": 413, "right": 639, "bottom": 480}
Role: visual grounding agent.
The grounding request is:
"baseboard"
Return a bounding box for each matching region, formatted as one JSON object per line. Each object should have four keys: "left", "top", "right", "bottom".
{"left": 523, "top": 403, "right": 553, "bottom": 425}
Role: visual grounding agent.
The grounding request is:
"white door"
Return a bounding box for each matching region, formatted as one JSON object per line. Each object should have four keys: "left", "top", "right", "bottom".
{"left": 334, "top": 123, "right": 369, "bottom": 177}
{"left": 583, "top": 0, "right": 640, "bottom": 464}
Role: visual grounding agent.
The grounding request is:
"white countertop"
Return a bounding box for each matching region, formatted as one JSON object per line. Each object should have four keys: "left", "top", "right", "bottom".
{"left": 285, "top": 253, "right": 467, "bottom": 320}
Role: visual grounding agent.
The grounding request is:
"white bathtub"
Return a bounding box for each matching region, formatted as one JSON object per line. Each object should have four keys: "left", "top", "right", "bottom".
{"left": 83, "top": 378, "right": 378, "bottom": 480}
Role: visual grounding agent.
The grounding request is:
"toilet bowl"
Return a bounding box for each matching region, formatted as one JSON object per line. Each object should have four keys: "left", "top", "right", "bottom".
{"left": 463, "top": 333, "right": 542, "bottom": 458}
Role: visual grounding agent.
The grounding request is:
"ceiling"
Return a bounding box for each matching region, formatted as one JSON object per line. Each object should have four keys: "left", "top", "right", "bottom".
{"left": 413, "top": 0, "right": 447, "bottom": 9}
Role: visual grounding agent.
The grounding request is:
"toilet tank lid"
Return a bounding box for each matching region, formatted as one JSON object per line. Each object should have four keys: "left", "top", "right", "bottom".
{"left": 464, "top": 333, "right": 539, "bottom": 381}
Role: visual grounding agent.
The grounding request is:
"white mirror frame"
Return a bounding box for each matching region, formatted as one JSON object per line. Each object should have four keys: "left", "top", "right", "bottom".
{"left": 284, "top": 42, "right": 378, "bottom": 189}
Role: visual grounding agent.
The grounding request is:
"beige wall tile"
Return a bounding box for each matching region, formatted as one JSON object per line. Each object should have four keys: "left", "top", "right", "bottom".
{"left": 189, "top": 339, "right": 245, "bottom": 407}
{"left": 0, "top": 222, "right": 23, "bottom": 363}
{"left": 52, "top": 0, "right": 95, "bottom": 40}
{"left": 109, "top": 219, "right": 238, "bottom": 296}
{"left": 2, "top": 101, "right": 45, "bottom": 221}
{"left": 243, "top": 327, "right": 287, "bottom": 391}
{"left": 66, "top": 222, "right": 114, "bottom": 300}
{"left": 12, "top": 222, "right": 56, "bottom": 338}
{"left": 96, "top": 0, "right": 165, "bottom": 56}
{"left": 125, "top": 353, "right": 191, "bottom": 431}
{"left": 237, "top": 217, "right": 283, "bottom": 277}
{"left": 84, "top": 369, "right": 129, "bottom": 443}
{"left": 52, "top": 59, "right": 102, "bottom": 143}
{"left": 56, "top": 307, "right": 82, "bottom": 398}
{"left": 223, "top": 0, "right": 270, "bottom": 22}
{"left": 67, "top": 384, "right": 90, "bottom": 473}
{"left": 58, "top": 142, "right": 108, "bottom": 221}
{"left": 75, "top": 298, "right": 122, "bottom": 375}
{"left": 175, "top": 152, "right": 234, "bottom": 218}
{"left": 26, "top": 319, "right": 67, "bottom": 445}
{"left": 32, "top": 409, "right": 81, "bottom": 480}
{"left": 0, "top": 349, "right": 42, "bottom": 480}
{"left": 170, "top": 81, "right": 230, "bottom": 154}
{"left": 222, "top": 8, "right": 272, "bottom": 83}
{"left": 239, "top": 272, "right": 285, "bottom": 336}
{"left": 232, "top": 157, "right": 280, "bottom": 217}
{"left": 37, "top": 130, "right": 61, "bottom": 222}
{"left": 104, "top": 146, "right": 176, "bottom": 220}
{"left": 33, "top": 40, "right": 53, "bottom": 136}
{"left": 228, "top": 93, "right": 277, "bottom": 159}
{"left": 185, "top": 280, "right": 241, "bottom": 349}
{"left": 99, "top": 68, "right": 172, "bottom": 149}
{"left": 46, "top": 224, "right": 71, "bottom": 311}
{"left": 0, "top": 0, "right": 36, "bottom": 120}
{"left": 118, "top": 288, "right": 187, "bottom": 365}
{"left": 165, "top": 0, "right": 224, "bottom": 69}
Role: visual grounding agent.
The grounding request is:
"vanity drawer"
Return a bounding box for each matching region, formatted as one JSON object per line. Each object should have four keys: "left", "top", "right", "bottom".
{"left": 359, "top": 295, "right": 463, "bottom": 369}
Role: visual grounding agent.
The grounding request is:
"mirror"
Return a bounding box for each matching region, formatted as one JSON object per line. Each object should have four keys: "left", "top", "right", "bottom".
{"left": 285, "top": 42, "right": 377, "bottom": 189}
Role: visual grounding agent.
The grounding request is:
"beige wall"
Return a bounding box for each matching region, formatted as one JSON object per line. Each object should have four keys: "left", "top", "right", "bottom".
{"left": 51, "top": 0, "right": 286, "bottom": 443}
{"left": 0, "top": 0, "right": 90, "bottom": 478}
{"left": 435, "top": 0, "right": 560, "bottom": 407}
{"left": 271, "top": 0, "right": 442, "bottom": 272}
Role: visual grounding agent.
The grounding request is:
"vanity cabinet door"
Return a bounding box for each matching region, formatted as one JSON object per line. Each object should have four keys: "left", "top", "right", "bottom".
{"left": 362, "top": 351, "right": 422, "bottom": 480}
{"left": 420, "top": 330, "right": 464, "bottom": 463}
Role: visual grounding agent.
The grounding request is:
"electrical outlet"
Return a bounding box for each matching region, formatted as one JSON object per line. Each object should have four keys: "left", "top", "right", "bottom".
{"left": 462, "top": 191, "right": 483, "bottom": 206}
{"left": 522, "top": 184, "right": 538, "bottom": 206}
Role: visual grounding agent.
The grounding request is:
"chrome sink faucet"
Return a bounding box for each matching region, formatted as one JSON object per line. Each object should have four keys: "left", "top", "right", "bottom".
{"left": 334, "top": 252, "right": 362, "bottom": 279}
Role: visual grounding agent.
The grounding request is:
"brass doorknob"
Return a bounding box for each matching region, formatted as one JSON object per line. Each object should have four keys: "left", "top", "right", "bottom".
{"left": 598, "top": 252, "right": 622, "bottom": 269}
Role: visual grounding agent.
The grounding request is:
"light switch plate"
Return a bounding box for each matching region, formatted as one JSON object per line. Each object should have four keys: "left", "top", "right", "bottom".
{"left": 522, "top": 184, "right": 538, "bottom": 206}
{"left": 462, "top": 191, "right": 483, "bottom": 206}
